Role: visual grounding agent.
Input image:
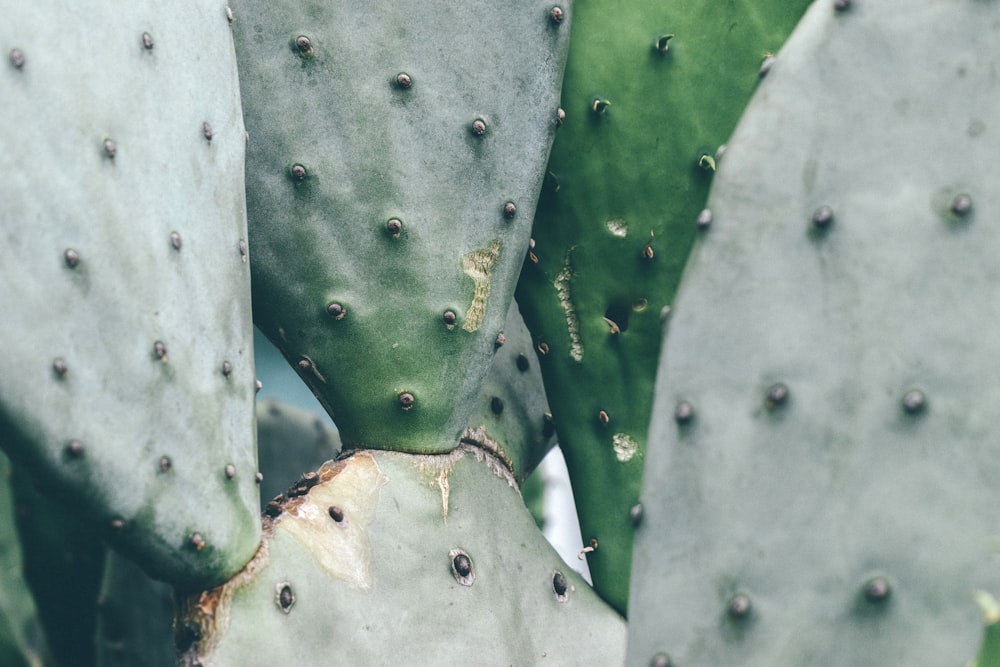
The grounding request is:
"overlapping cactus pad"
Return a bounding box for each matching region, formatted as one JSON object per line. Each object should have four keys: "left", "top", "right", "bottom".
{"left": 515, "top": 0, "right": 809, "bottom": 613}
{"left": 232, "top": 0, "right": 572, "bottom": 453}
{"left": 177, "top": 447, "right": 625, "bottom": 665}
{"left": 628, "top": 0, "right": 1000, "bottom": 664}
{"left": 0, "top": 1, "right": 259, "bottom": 589}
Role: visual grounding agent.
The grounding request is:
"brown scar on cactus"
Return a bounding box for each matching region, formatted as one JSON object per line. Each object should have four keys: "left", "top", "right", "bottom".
{"left": 554, "top": 248, "right": 582, "bottom": 361}
{"left": 461, "top": 239, "right": 502, "bottom": 332}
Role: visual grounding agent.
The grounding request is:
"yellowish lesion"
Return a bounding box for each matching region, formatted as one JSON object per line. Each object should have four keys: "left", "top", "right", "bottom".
{"left": 461, "top": 240, "right": 502, "bottom": 332}
{"left": 555, "top": 248, "right": 583, "bottom": 362}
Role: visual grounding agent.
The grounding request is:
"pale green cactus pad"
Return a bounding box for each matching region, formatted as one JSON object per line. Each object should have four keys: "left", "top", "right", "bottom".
{"left": 628, "top": 0, "right": 1000, "bottom": 664}
{"left": 177, "top": 447, "right": 625, "bottom": 665}
{"left": 232, "top": 0, "right": 571, "bottom": 454}
{"left": 0, "top": 1, "right": 259, "bottom": 589}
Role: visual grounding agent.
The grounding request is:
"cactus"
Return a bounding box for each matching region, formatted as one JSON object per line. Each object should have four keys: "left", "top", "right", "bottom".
{"left": 628, "top": 0, "right": 1000, "bottom": 663}
{"left": 462, "top": 299, "right": 558, "bottom": 484}
{"left": 0, "top": 0, "right": 260, "bottom": 589}
{"left": 177, "top": 446, "right": 626, "bottom": 665}
{"left": 0, "top": 454, "right": 49, "bottom": 667}
{"left": 514, "top": 0, "right": 810, "bottom": 613}
{"left": 974, "top": 593, "right": 1000, "bottom": 667}
{"left": 232, "top": 0, "right": 572, "bottom": 454}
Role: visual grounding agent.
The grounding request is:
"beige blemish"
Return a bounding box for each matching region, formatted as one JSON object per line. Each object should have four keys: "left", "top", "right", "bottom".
{"left": 554, "top": 249, "right": 583, "bottom": 362}
{"left": 612, "top": 433, "right": 638, "bottom": 462}
{"left": 277, "top": 452, "right": 387, "bottom": 591}
{"left": 461, "top": 240, "right": 502, "bottom": 332}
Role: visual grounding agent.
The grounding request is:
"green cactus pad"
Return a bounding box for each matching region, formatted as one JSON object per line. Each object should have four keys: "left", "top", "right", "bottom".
{"left": 628, "top": 0, "right": 1000, "bottom": 663}
{"left": 0, "top": 454, "right": 49, "bottom": 667}
{"left": 0, "top": 1, "right": 259, "bottom": 589}
{"left": 514, "top": 0, "right": 809, "bottom": 613}
{"left": 231, "top": 0, "right": 571, "bottom": 454}
{"left": 974, "top": 593, "right": 1000, "bottom": 667}
{"left": 461, "top": 299, "right": 558, "bottom": 484}
{"left": 177, "top": 447, "right": 625, "bottom": 665}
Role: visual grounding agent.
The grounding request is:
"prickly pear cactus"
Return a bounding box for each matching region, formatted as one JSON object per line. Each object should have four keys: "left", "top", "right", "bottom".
{"left": 0, "top": 1, "right": 259, "bottom": 588}
{"left": 177, "top": 447, "right": 626, "bottom": 665}
{"left": 231, "top": 0, "right": 572, "bottom": 454}
{"left": 628, "top": 0, "right": 1000, "bottom": 664}
{"left": 461, "top": 299, "right": 558, "bottom": 484}
{"left": 975, "top": 593, "right": 1000, "bottom": 667}
{"left": 0, "top": 454, "right": 48, "bottom": 667}
{"left": 514, "top": 0, "right": 809, "bottom": 613}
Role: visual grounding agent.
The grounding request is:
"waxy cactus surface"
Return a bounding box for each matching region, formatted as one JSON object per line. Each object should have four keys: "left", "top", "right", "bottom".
{"left": 178, "top": 447, "right": 626, "bottom": 665}
{"left": 515, "top": 0, "right": 810, "bottom": 613}
{"left": 233, "top": 0, "right": 572, "bottom": 454}
{"left": 0, "top": 0, "right": 259, "bottom": 589}
{"left": 628, "top": 0, "right": 1000, "bottom": 663}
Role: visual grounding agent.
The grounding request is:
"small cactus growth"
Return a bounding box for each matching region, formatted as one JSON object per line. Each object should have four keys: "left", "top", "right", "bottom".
{"left": 2, "top": 0, "right": 999, "bottom": 665}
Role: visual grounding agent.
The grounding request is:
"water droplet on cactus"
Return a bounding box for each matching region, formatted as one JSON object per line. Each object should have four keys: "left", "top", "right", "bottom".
{"left": 951, "top": 193, "right": 972, "bottom": 217}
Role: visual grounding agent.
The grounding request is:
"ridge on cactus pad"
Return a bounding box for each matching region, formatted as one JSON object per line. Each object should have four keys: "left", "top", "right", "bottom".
{"left": 232, "top": 0, "right": 572, "bottom": 454}
{"left": 514, "top": 0, "right": 810, "bottom": 613}
{"left": 177, "top": 447, "right": 626, "bottom": 665}
{"left": 628, "top": 0, "right": 1000, "bottom": 664}
{"left": 0, "top": 0, "right": 260, "bottom": 589}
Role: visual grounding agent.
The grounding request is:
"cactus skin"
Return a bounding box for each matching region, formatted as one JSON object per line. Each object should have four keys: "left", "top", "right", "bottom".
{"left": 461, "top": 299, "right": 558, "bottom": 484}
{"left": 177, "top": 447, "right": 626, "bottom": 665}
{"left": 0, "top": 454, "right": 49, "bottom": 667}
{"left": 0, "top": 1, "right": 259, "bottom": 589}
{"left": 628, "top": 1, "right": 1000, "bottom": 664}
{"left": 231, "top": 0, "right": 571, "bottom": 454}
{"left": 974, "top": 593, "right": 1000, "bottom": 667}
{"left": 514, "top": 0, "right": 809, "bottom": 613}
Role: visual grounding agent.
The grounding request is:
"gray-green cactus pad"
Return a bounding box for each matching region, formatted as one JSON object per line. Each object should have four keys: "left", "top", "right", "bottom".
{"left": 232, "top": 0, "right": 571, "bottom": 453}
{"left": 629, "top": 0, "right": 1000, "bottom": 664}
{"left": 0, "top": 1, "right": 259, "bottom": 589}
{"left": 178, "top": 447, "right": 625, "bottom": 665}
{"left": 462, "top": 299, "right": 558, "bottom": 484}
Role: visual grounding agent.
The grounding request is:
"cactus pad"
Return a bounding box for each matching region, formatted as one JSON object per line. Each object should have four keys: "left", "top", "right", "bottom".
{"left": 231, "top": 0, "right": 571, "bottom": 453}
{"left": 628, "top": 0, "right": 1000, "bottom": 663}
{"left": 177, "top": 447, "right": 625, "bottom": 665}
{"left": 0, "top": 0, "right": 259, "bottom": 589}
